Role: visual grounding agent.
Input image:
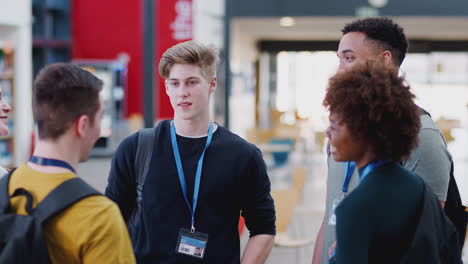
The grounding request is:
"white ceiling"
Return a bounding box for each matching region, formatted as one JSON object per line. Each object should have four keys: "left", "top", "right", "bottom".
{"left": 233, "top": 16, "right": 468, "bottom": 41}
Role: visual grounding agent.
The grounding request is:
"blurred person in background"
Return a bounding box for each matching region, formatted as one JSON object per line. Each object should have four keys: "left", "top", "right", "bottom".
{"left": 0, "top": 86, "right": 11, "bottom": 176}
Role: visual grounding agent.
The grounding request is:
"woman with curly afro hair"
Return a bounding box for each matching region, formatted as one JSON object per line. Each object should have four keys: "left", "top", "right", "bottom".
{"left": 323, "top": 59, "right": 426, "bottom": 264}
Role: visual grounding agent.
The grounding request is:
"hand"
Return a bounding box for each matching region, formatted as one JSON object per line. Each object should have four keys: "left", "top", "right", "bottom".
{"left": 328, "top": 241, "right": 337, "bottom": 258}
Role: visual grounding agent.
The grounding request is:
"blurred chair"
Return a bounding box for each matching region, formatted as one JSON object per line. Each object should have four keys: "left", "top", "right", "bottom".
{"left": 315, "top": 131, "right": 326, "bottom": 152}
{"left": 269, "top": 138, "right": 295, "bottom": 167}
{"left": 272, "top": 189, "right": 300, "bottom": 234}
{"left": 270, "top": 108, "right": 285, "bottom": 126}
{"left": 246, "top": 127, "right": 276, "bottom": 144}
{"left": 292, "top": 166, "right": 307, "bottom": 196}
{"left": 274, "top": 124, "right": 301, "bottom": 142}
{"left": 435, "top": 116, "right": 460, "bottom": 144}
{"left": 295, "top": 110, "right": 309, "bottom": 122}
{"left": 271, "top": 188, "right": 314, "bottom": 263}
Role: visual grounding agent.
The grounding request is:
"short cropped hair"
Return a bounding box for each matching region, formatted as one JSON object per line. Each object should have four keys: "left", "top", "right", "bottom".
{"left": 33, "top": 63, "right": 103, "bottom": 140}
{"left": 158, "top": 40, "right": 220, "bottom": 80}
{"left": 323, "top": 60, "right": 421, "bottom": 162}
{"left": 342, "top": 17, "right": 408, "bottom": 67}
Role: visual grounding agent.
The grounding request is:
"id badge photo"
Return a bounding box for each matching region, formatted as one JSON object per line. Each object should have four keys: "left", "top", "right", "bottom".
{"left": 176, "top": 228, "right": 209, "bottom": 259}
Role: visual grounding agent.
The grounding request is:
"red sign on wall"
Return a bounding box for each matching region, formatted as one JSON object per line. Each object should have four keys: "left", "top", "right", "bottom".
{"left": 156, "top": 0, "right": 193, "bottom": 119}
{"left": 72, "top": 0, "right": 193, "bottom": 120}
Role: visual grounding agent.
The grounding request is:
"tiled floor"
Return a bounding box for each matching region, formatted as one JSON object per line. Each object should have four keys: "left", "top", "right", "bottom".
{"left": 77, "top": 147, "right": 468, "bottom": 264}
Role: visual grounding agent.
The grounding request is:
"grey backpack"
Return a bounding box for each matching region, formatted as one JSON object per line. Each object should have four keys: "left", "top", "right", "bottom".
{"left": 127, "top": 124, "right": 160, "bottom": 237}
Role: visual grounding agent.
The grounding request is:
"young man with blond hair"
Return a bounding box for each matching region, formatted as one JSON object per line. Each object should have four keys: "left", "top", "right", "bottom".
{"left": 106, "top": 41, "right": 276, "bottom": 263}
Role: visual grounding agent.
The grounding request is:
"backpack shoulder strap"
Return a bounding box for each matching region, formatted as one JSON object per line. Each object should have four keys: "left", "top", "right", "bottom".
{"left": 127, "top": 124, "right": 158, "bottom": 230}
{"left": 135, "top": 126, "right": 157, "bottom": 197}
{"left": 32, "top": 177, "right": 101, "bottom": 223}
{"left": 0, "top": 169, "right": 16, "bottom": 212}
{"left": 419, "top": 107, "right": 431, "bottom": 117}
{"left": 445, "top": 160, "right": 467, "bottom": 250}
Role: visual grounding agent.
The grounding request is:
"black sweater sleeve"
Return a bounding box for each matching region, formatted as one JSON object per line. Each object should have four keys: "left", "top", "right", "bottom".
{"left": 241, "top": 147, "right": 276, "bottom": 237}
{"left": 105, "top": 132, "right": 138, "bottom": 222}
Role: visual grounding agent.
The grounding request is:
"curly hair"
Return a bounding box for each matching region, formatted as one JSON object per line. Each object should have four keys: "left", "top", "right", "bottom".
{"left": 342, "top": 17, "right": 408, "bottom": 67}
{"left": 323, "top": 60, "right": 421, "bottom": 162}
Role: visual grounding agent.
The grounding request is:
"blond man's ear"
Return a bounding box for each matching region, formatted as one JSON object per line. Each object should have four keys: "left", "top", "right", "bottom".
{"left": 209, "top": 77, "right": 217, "bottom": 93}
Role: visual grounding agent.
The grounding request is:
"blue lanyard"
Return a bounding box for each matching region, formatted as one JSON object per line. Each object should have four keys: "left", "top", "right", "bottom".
{"left": 342, "top": 161, "right": 356, "bottom": 195}
{"left": 360, "top": 159, "right": 391, "bottom": 181}
{"left": 342, "top": 159, "right": 391, "bottom": 195}
{"left": 29, "top": 156, "right": 76, "bottom": 174}
{"left": 170, "top": 121, "right": 214, "bottom": 232}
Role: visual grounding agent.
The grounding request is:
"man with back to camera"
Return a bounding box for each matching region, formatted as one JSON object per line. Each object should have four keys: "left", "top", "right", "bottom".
{"left": 5, "top": 63, "right": 135, "bottom": 263}
{"left": 312, "top": 17, "right": 458, "bottom": 264}
{"left": 105, "top": 40, "right": 276, "bottom": 263}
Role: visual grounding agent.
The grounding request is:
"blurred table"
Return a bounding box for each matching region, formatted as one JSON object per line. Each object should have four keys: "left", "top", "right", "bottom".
{"left": 257, "top": 143, "right": 293, "bottom": 154}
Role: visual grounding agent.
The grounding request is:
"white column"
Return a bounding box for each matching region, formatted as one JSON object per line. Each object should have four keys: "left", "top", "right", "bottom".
{"left": 14, "top": 18, "right": 33, "bottom": 165}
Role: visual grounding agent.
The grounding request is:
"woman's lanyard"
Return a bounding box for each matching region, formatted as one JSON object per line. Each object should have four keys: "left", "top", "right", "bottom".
{"left": 170, "top": 121, "right": 214, "bottom": 233}
{"left": 342, "top": 159, "right": 391, "bottom": 198}
{"left": 29, "top": 156, "right": 76, "bottom": 174}
{"left": 341, "top": 161, "right": 356, "bottom": 198}
{"left": 360, "top": 159, "right": 391, "bottom": 180}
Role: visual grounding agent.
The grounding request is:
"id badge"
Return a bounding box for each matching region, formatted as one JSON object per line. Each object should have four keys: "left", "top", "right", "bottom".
{"left": 176, "top": 228, "right": 208, "bottom": 259}
{"left": 328, "top": 198, "right": 341, "bottom": 226}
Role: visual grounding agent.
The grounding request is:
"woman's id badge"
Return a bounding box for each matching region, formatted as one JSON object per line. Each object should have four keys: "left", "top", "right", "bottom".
{"left": 176, "top": 228, "right": 208, "bottom": 259}
{"left": 328, "top": 198, "right": 341, "bottom": 226}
